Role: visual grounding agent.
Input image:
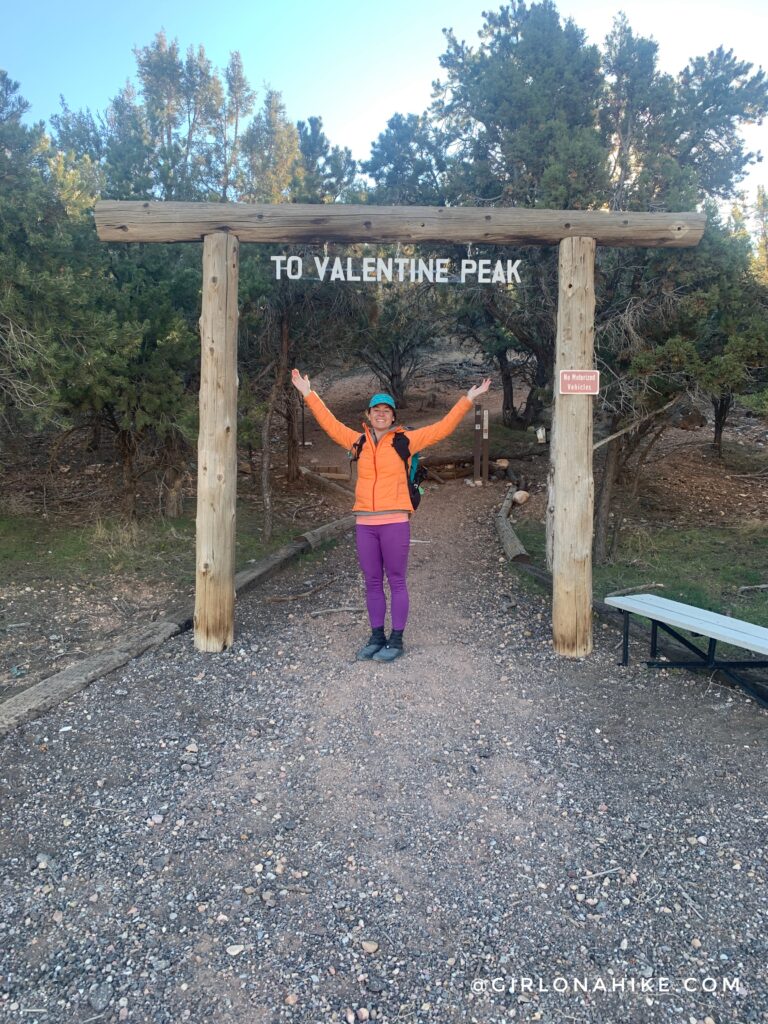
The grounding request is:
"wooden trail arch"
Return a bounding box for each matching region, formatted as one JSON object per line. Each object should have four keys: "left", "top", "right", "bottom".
{"left": 95, "top": 200, "right": 705, "bottom": 656}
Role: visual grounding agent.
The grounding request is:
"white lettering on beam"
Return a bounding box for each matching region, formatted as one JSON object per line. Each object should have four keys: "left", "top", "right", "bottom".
{"left": 272, "top": 256, "right": 524, "bottom": 283}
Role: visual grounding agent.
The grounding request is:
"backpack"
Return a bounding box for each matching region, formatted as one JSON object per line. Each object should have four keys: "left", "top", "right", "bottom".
{"left": 350, "top": 430, "right": 428, "bottom": 510}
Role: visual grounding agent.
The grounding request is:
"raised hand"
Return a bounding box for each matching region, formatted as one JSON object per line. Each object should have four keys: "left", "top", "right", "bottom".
{"left": 467, "top": 378, "right": 492, "bottom": 402}
{"left": 291, "top": 368, "right": 311, "bottom": 398}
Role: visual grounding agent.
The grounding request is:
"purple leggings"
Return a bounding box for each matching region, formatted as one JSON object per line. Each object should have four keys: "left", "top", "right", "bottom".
{"left": 355, "top": 522, "right": 411, "bottom": 631}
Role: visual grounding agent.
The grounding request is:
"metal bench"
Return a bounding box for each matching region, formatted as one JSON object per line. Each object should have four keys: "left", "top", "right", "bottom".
{"left": 604, "top": 593, "right": 768, "bottom": 707}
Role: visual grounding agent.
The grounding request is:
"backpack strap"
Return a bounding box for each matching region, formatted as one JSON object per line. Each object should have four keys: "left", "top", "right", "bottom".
{"left": 392, "top": 430, "right": 426, "bottom": 509}
{"left": 391, "top": 430, "right": 412, "bottom": 472}
{"left": 349, "top": 433, "right": 366, "bottom": 461}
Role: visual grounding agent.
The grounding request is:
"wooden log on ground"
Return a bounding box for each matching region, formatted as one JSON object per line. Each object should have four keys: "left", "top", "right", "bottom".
{"left": 434, "top": 465, "right": 474, "bottom": 480}
{"left": 421, "top": 451, "right": 523, "bottom": 468}
{"left": 298, "top": 515, "right": 356, "bottom": 549}
{"left": 234, "top": 539, "right": 309, "bottom": 593}
{"left": 95, "top": 201, "right": 706, "bottom": 248}
{"left": 496, "top": 487, "right": 531, "bottom": 563}
{"left": 194, "top": 232, "right": 239, "bottom": 653}
{"left": 299, "top": 465, "right": 355, "bottom": 498}
{"left": 550, "top": 237, "right": 595, "bottom": 658}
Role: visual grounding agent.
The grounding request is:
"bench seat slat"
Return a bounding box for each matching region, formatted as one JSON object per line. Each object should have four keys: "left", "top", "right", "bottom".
{"left": 604, "top": 594, "right": 768, "bottom": 656}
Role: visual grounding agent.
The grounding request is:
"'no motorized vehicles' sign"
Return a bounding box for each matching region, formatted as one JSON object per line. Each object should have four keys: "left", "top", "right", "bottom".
{"left": 559, "top": 370, "right": 600, "bottom": 395}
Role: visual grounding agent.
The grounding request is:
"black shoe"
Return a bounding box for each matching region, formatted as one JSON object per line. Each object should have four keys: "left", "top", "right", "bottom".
{"left": 357, "top": 627, "right": 386, "bottom": 660}
{"left": 372, "top": 629, "right": 404, "bottom": 662}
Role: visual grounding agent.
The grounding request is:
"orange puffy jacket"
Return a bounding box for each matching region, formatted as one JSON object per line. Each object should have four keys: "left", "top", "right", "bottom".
{"left": 304, "top": 391, "right": 473, "bottom": 514}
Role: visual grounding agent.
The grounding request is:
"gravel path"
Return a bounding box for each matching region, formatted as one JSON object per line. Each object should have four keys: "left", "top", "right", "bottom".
{"left": 1, "top": 481, "right": 767, "bottom": 1024}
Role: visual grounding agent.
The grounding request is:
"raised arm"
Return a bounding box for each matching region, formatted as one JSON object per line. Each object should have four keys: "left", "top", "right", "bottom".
{"left": 290, "top": 368, "right": 360, "bottom": 450}
{"left": 406, "top": 379, "right": 492, "bottom": 451}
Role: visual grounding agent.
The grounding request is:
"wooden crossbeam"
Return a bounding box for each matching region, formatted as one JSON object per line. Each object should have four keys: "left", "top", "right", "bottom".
{"left": 95, "top": 201, "right": 705, "bottom": 248}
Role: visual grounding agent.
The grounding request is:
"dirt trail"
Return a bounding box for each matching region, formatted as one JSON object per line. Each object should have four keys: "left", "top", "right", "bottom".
{"left": 2, "top": 467, "right": 767, "bottom": 1024}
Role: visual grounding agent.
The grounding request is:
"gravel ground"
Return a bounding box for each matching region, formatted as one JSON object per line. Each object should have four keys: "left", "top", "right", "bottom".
{"left": 1, "top": 480, "right": 767, "bottom": 1024}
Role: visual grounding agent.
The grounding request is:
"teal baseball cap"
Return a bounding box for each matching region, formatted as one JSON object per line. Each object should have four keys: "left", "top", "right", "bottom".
{"left": 368, "top": 392, "right": 396, "bottom": 411}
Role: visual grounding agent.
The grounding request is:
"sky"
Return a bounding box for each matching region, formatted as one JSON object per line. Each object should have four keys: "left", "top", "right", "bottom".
{"left": 3, "top": 0, "right": 767, "bottom": 203}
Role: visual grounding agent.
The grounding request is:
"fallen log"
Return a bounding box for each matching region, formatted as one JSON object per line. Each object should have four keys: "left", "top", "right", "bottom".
{"left": 495, "top": 487, "right": 531, "bottom": 563}
{"left": 299, "top": 465, "right": 354, "bottom": 498}
{"left": 426, "top": 467, "right": 446, "bottom": 484}
{"left": 422, "top": 450, "right": 518, "bottom": 468}
{"left": 310, "top": 464, "right": 351, "bottom": 481}
{"left": 434, "top": 464, "right": 474, "bottom": 480}
{"left": 298, "top": 515, "right": 356, "bottom": 549}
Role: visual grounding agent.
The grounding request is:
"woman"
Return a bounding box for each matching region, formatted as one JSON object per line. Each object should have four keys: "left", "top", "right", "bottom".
{"left": 291, "top": 368, "right": 491, "bottom": 661}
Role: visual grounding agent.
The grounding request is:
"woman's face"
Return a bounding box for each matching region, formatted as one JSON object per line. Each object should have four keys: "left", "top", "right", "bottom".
{"left": 367, "top": 403, "right": 396, "bottom": 431}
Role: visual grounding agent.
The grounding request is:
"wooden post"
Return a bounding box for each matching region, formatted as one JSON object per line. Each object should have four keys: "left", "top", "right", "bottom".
{"left": 482, "top": 408, "right": 490, "bottom": 484}
{"left": 551, "top": 236, "right": 595, "bottom": 657}
{"left": 194, "top": 232, "right": 240, "bottom": 652}
{"left": 473, "top": 404, "right": 482, "bottom": 484}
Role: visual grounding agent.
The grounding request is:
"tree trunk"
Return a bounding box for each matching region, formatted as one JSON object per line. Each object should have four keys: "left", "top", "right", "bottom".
{"left": 593, "top": 434, "right": 620, "bottom": 565}
{"left": 389, "top": 346, "right": 405, "bottom": 408}
{"left": 117, "top": 429, "right": 138, "bottom": 519}
{"left": 496, "top": 349, "right": 517, "bottom": 428}
{"left": 261, "top": 398, "right": 275, "bottom": 543}
{"left": 164, "top": 467, "right": 184, "bottom": 518}
{"left": 712, "top": 392, "right": 732, "bottom": 457}
{"left": 261, "top": 313, "right": 290, "bottom": 542}
{"left": 160, "top": 431, "right": 187, "bottom": 518}
{"left": 248, "top": 443, "right": 259, "bottom": 490}
{"left": 87, "top": 417, "right": 102, "bottom": 452}
{"left": 630, "top": 424, "right": 666, "bottom": 498}
{"left": 285, "top": 387, "right": 300, "bottom": 484}
{"left": 521, "top": 345, "right": 554, "bottom": 427}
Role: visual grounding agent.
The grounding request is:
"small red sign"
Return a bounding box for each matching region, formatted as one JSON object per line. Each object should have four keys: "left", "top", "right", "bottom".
{"left": 559, "top": 370, "right": 600, "bottom": 395}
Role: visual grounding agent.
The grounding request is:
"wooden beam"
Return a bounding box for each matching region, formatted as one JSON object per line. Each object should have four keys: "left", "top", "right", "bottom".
{"left": 194, "top": 232, "right": 239, "bottom": 652}
{"left": 551, "top": 236, "right": 596, "bottom": 658}
{"left": 95, "top": 201, "right": 706, "bottom": 248}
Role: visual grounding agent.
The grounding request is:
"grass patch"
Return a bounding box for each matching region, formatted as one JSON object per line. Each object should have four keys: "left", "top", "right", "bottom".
{"left": 0, "top": 515, "right": 98, "bottom": 578}
{"left": 513, "top": 519, "right": 768, "bottom": 627}
{"left": 738, "top": 392, "right": 768, "bottom": 418}
{"left": 0, "top": 504, "right": 301, "bottom": 586}
{"left": 718, "top": 439, "right": 768, "bottom": 474}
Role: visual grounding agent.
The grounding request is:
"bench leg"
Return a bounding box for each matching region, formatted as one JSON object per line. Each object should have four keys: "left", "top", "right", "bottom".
{"left": 650, "top": 620, "right": 658, "bottom": 660}
{"left": 621, "top": 611, "right": 630, "bottom": 666}
{"left": 706, "top": 638, "right": 717, "bottom": 668}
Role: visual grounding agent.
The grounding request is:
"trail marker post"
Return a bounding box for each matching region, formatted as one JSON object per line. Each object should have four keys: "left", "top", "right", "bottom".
{"left": 95, "top": 201, "right": 704, "bottom": 654}
{"left": 482, "top": 409, "right": 490, "bottom": 485}
{"left": 473, "top": 404, "right": 483, "bottom": 485}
